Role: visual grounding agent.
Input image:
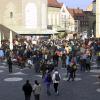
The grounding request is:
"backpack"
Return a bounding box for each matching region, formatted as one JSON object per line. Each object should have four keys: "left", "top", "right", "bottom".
{"left": 45, "top": 74, "right": 52, "bottom": 83}
{"left": 55, "top": 73, "right": 60, "bottom": 81}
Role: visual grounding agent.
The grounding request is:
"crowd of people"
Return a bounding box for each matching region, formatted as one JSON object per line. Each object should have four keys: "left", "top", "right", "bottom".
{"left": 0, "top": 37, "right": 100, "bottom": 100}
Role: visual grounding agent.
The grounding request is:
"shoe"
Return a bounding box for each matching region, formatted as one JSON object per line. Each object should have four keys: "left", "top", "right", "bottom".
{"left": 56, "top": 91, "right": 59, "bottom": 95}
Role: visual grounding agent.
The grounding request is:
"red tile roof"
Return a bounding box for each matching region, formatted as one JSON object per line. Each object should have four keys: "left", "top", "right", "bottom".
{"left": 67, "top": 8, "right": 84, "bottom": 17}
{"left": 48, "top": 0, "right": 63, "bottom": 8}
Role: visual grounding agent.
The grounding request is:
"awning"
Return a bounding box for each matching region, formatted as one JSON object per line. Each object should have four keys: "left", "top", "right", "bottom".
{"left": 41, "top": 29, "right": 59, "bottom": 34}
{"left": 16, "top": 29, "right": 59, "bottom": 35}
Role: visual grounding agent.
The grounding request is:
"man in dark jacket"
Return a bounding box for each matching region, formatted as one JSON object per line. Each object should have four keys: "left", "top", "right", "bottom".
{"left": 22, "top": 80, "right": 32, "bottom": 100}
{"left": 7, "top": 56, "right": 12, "bottom": 73}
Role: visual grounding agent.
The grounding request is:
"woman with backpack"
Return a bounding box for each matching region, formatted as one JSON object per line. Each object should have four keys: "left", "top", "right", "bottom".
{"left": 52, "top": 70, "right": 61, "bottom": 95}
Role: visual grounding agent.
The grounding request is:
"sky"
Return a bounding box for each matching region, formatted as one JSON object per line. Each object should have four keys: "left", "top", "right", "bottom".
{"left": 58, "top": 0, "right": 94, "bottom": 10}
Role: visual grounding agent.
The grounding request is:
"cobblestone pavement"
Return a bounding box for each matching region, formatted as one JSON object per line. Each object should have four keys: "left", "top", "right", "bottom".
{"left": 0, "top": 60, "right": 100, "bottom": 100}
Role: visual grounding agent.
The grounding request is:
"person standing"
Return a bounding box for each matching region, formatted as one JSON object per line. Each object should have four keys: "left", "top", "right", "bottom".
{"left": 53, "top": 53, "right": 59, "bottom": 67}
{"left": 33, "top": 80, "right": 41, "bottom": 100}
{"left": 40, "top": 61, "right": 47, "bottom": 79}
{"left": 61, "top": 53, "right": 66, "bottom": 68}
{"left": 67, "top": 62, "right": 76, "bottom": 81}
{"left": 7, "top": 56, "right": 12, "bottom": 73}
{"left": 22, "top": 80, "right": 32, "bottom": 100}
{"left": 52, "top": 70, "right": 61, "bottom": 95}
{"left": 66, "top": 54, "right": 70, "bottom": 77}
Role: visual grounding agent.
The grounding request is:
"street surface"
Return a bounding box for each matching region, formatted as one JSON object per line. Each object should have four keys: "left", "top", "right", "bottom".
{"left": 0, "top": 59, "right": 100, "bottom": 100}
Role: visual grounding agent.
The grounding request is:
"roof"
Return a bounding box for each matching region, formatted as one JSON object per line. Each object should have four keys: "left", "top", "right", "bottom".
{"left": 48, "top": 0, "right": 63, "bottom": 8}
{"left": 67, "top": 8, "right": 84, "bottom": 17}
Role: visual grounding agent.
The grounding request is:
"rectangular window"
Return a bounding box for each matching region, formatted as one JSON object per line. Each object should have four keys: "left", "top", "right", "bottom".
{"left": 10, "top": 12, "right": 13, "bottom": 18}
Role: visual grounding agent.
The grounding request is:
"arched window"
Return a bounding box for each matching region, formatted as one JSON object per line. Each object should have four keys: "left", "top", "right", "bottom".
{"left": 25, "top": 3, "right": 37, "bottom": 28}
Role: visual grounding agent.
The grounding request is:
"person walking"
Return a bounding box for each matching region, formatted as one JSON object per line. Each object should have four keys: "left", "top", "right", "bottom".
{"left": 44, "top": 72, "right": 52, "bottom": 95}
{"left": 7, "top": 56, "right": 12, "bottom": 73}
{"left": 40, "top": 61, "right": 47, "bottom": 79}
{"left": 86, "top": 55, "right": 91, "bottom": 71}
{"left": 33, "top": 80, "right": 41, "bottom": 100}
{"left": 52, "top": 70, "right": 61, "bottom": 95}
{"left": 22, "top": 80, "right": 32, "bottom": 100}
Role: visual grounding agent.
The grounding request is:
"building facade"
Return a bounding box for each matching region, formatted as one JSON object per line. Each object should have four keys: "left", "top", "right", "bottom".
{"left": 86, "top": 0, "right": 96, "bottom": 14}
{"left": 0, "top": 0, "right": 47, "bottom": 34}
{"left": 96, "top": 0, "right": 100, "bottom": 38}
{"left": 47, "top": 0, "right": 63, "bottom": 31}
{"left": 93, "top": 0, "right": 96, "bottom": 14}
{"left": 60, "top": 6, "right": 89, "bottom": 38}
{"left": 86, "top": 3, "right": 93, "bottom": 11}
{"left": 86, "top": 0, "right": 96, "bottom": 37}
{"left": 84, "top": 11, "right": 96, "bottom": 37}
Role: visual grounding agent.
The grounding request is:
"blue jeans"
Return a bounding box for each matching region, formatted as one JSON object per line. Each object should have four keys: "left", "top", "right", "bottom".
{"left": 47, "top": 83, "right": 51, "bottom": 95}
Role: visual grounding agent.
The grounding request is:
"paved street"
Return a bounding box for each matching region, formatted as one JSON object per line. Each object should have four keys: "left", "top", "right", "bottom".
{"left": 0, "top": 60, "right": 100, "bottom": 100}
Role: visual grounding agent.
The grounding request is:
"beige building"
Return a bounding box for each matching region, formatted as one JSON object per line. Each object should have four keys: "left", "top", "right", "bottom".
{"left": 87, "top": 0, "right": 100, "bottom": 38}
{"left": 0, "top": 0, "right": 47, "bottom": 35}
{"left": 86, "top": 3, "right": 93, "bottom": 11}
{"left": 86, "top": 0, "right": 96, "bottom": 14}
{"left": 47, "top": 0, "right": 63, "bottom": 31}
{"left": 0, "top": 0, "right": 48, "bottom": 49}
{"left": 60, "top": 5, "right": 77, "bottom": 33}
{"left": 96, "top": 0, "right": 100, "bottom": 38}
{"left": 60, "top": 6, "right": 89, "bottom": 38}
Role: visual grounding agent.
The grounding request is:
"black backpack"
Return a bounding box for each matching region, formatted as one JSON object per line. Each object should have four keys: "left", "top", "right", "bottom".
{"left": 55, "top": 73, "right": 60, "bottom": 81}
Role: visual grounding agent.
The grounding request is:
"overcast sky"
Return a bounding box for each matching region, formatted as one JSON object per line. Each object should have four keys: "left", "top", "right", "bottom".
{"left": 58, "top": 0, "right": 93, "bottom": 10}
